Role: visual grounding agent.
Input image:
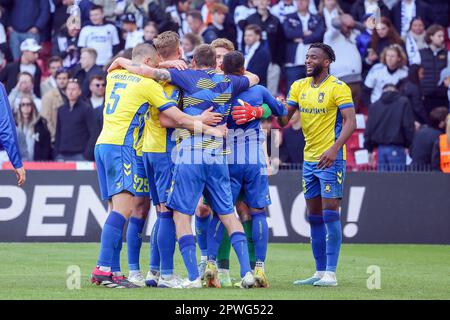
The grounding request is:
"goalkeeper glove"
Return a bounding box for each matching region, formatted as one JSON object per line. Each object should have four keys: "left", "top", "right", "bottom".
{"left": 231, "top": 99, "right": 264, "bottom": 125}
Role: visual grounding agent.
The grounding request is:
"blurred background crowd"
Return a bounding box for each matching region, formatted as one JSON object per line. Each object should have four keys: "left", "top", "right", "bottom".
{"left": 0, "top": 0, "right": 449, "bottom": 171}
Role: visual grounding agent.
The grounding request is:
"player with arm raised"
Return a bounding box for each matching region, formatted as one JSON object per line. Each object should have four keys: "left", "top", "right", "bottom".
{"left": 91, "top": 43, "right": 224, "bottom": 289}
{"left": 280, "top": 43, "right": 356, "bottom": 287}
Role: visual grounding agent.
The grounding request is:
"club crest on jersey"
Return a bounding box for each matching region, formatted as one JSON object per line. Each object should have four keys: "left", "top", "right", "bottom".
{"left": 318, "top": 92, "right": 325, "bottom": 103}
{"left": 301, "top": 93, "right": 306, "bottom": 100}
{"left": 324, "top": 184, "right": 331, "bottom": 193}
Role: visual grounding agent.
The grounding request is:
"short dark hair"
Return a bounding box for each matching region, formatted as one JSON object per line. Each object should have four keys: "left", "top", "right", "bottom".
{"left": 187, "top": 10, "right": 203, "bottom": 22}
{"left": 90, "top": 4, "right": 103, "bottom": 12}
{"left": 308, "top": 43, "right": 336, "bottom": 62}
{"left": 222, "top": 51, "right": 245, "bottom": 75}
{"left": 425, "top": 24, "right": 445, "bottom": 44}
{"left": 55, "top": 68, "right": 69, "bottom": 77}
{"left": 193, "top": 44, "right": 216, "bottom": 68}
{"left": 245, "top": 24, "right": 262, "bottom": 37}
{"left": 429, "top": 107, "right": 449, "bottom": 130}
{"left": 47, "top": 56, "right": 63, "bottom": 68}
{"left": 89, "top": 74, "right": 105, "bottom": 85}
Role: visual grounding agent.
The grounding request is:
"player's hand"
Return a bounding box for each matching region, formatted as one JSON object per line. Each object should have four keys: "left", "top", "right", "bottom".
{"left": 107, "top": 58, "right": 125, "bottom": 73}
{"left": 200, "top": 107, "right": 222, "bottom": 126}
{"left": 231, "top": 99, "right": 264, "bottom": 125}
{"left": 159, "top": 60, "right": 188, "bottom": 71}
{"left": 207, "top": 123, "right": 228, "bottom": 138}
{"left": 14, "top": 167, "right": 26, "bottom": 187}
{"left": 318, "top": 147, "right": 338, "bottom": 169}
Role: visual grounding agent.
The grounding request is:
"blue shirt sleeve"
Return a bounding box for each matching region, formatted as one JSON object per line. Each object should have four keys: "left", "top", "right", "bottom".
{"left": 228, "top": 75, "right": 250, "bottom": 97}
{"left": 261, "top": 86, "right": 288, "bottom": 117}
{"left": 0, "top": 83, "right": 23, "bottom": 169}
{"left": 168, "top": 69, "right": 197, "bottom": 92}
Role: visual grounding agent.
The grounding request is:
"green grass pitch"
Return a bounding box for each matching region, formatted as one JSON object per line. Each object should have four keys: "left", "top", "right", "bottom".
{"left": 0, "top": 243, "right": 448, "bottom": 300}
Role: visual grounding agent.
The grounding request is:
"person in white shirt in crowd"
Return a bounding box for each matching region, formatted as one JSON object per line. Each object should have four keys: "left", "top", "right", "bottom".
{"left": 403, "top": 16, "right": 426, "bottom": 65}
{"left": 143, "top": 22, "right": 159, "bottom": 44}
{"left": 271, "top": 0, "right": 297, "bottom": 24}
{"left": 318, "top": 0, "right": 344, "bottom": 30}
{"left": 121, "top": 13, "right": 145, "bottom": 49}
{"left": 324, "top": 13, "right": 363, "bottom": 106}
{"left": 40, "top": 56, "right": 63, "bottom": 97}
{"left": 117, "top": 0, "right": 150, "bottom": 29}
{"left": 363, "top": 44, "right": 408, "bottom": 105}
{"left": 87, "top": 75, "right": 106, "bottom": 109}
{"left": 234, "top": 0, "right": 256, "bottom": 51}
{"left": 182, "top": 33, "right": 203, "bottom": 63}
{"left": 8, "top": 72, "right": 42, "bottom": 113}
{"left": 78, "top": 5, "right": 120, "bottom": 66}
{"left": 166, "top": 0, "right": 192, "bottom": 37}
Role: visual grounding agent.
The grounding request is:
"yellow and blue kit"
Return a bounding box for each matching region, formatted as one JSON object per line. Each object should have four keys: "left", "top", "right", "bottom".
{"left": 95, "top": 69, "right": 177, "bottom": 200}
{"left": 286, "top": 75, "right": 354, "bottom": 199}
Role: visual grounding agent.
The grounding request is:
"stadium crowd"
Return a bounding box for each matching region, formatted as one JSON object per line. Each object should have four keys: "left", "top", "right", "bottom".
{"left": 0, "top": 0, "right": 449, "bottom": 171}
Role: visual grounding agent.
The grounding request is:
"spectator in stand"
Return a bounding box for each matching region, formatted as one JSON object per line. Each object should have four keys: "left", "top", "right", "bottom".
{"left": 390, "top": 0, "right": 431, "bottom": 38}
{"left": 52, "top": 0, "right": 93, "bottom": 33}
{"left": 41, "top": 68, "right": 69, "bottom": 143}
{"left": 41, "top": 57, "right": 63, "bottom": 97}
{"left": 356, "top": 13, "right": 374, "bottom": 61}
{"left": 234, "top": 0, "right": 256, "bottom": 51}
{"left": 92, "top": 0, "right": 118, "bottom": 23}
{"left": 78, "top": 5, "right": 121, "bottom": 67}
{"left": 283, "top": 0, "right": 325, "bottom": 93}
{"left": 120, "top": 0, "right": 150, "bottom": 30}
{"left": 243, "top": 24, "right": 270, "bottom": 86}
{"left": 182, "top": 33, "right": 203, "bottom": 63}
{"left": 364, "top": 84, "right": 415, "bottom": 171}
{"left": 166, "top": 0, "right": 191, "bottom": 36}
{"left": 280, "top": 110, "right": 305, "bottom": 164}
{"left": 87, "top": 75, "right": 106, "bottom": 109}
{"left": 246, "top": 0, "right": 285, "bottom": 95}
{"left": 6, "top": 0, "right": 50, "bottom": 61}
{"left": 439, "top": 67, "right": 450, "bottom": 110}
{"left": 366, "top": 17, "right": 404, "bottom": 68}
{"left": 398, "top": 64, "right": 428, "bottom": 126}
{"left": 121, "top": 13, "right": 145, "bottom": 49}
{"left": 55, "top": 79, "right": 96, "bottom": 161}
{"left": 52, "top": 18, "right": 81, "bottom": 70}
{"left": 403, "top": 17, "right": 426, "bottom": 65}
{"left": 201, "top": 0, "right": 218, "bottom": 27}
{"left": 15, "top": 94, "right": 52, "bottom": 161}
{"left": 363, "top": 44, "right": 408, "bottom": 106}
{"left": 204, "top": 3, "right": 237, "bottom": 46}
{"left": 350, "top": 0, "right": 390, "bottom": 23}
{"left": 0, "top": 38, "right": 42, "bottom": 98}
{"left": 431, "top": 113, "right": 450, "bottom": 172}
{"left": 418, "top": 24, "right": 449, "bottom": 113}
{"left": 143, "top": 22, "right": 159, "bottom": 44}
{"left": 0, "top": 7, "right": 11, "bottom": 64}
{"left": 70, "top": 48, "right": 106, "bottom": 98}
{"left": 8, "top": 72, "right": 42, "bottom": 113}
{"left": 318, "top": 0, "right": 344, "bottom": 30}
{"left": 187, "top": 10, "right": 211, "bottom": 43}
{"left": 410, "top": 107, "right": 448, "bottom": 170}
{"left": 271, "top": 0, "right": 297, "bottom": 24}
{"left": 324, "top": 14, "right": 363, "bottom": 106}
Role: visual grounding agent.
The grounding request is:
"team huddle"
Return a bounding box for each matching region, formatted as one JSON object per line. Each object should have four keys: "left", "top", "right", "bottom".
{"left": 89, "top": 31, "right": 356, "bottom": 289}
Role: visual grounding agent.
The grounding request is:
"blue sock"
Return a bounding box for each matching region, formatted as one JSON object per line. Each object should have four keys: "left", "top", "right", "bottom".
{"left": 111, "top": 233, "right": 123, "bottom": 273}
{"left": 230, "top": 232, "right": 251, "bottom": 278}
{"left": 126, "top": 217, "right": 145, "bottom": 272}
{"left": 158, "top": 211, "right": 176, "bottom": 276}
{"left": 323, "top": 210, "right": 342, "bottom": 273}
{"left": 195, "top": 214, "right": 211, "bottom": 257}
{"left": 206, "top": 214, "right": 224, "bottom": 260}
{"left": 308, "top": 214, "right": 327, "bottom": 272}
{"left": 251, "top": 211, "right": 269, "bottom": 262}
{"left": 178, "top": 235, "right": 199, "bottom": 281}
{"left": 149, "top": 216, "right": 160, "bottom": 272}
{"left": 97, "top": 211, "right": 126, "bottom": 268}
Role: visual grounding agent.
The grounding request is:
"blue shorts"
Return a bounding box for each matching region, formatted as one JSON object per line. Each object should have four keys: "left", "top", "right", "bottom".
{"left": 95, "top": 144, "right": 135, "bottom": 201}
{"left": 167, "top": 153, "right": 234, "bottom": 216}
{"left": 229, "top": 163, "right": 271, "bottom": 209}
{"left": 302, "top": 160, "right": 346, "bottom": 199}
{"left": 133, "top": 154, "right": 150, "bottom": 198}
{"left": 143, "top": 152, "right": 173, "bottom": 206}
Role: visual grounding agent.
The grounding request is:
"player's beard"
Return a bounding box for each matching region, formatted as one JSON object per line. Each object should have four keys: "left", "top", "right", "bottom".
{"left": 306, "top": 65, "right": 323, "bottom": 78}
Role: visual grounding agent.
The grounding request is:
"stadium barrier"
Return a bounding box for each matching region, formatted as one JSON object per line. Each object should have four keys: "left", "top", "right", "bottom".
{"left": 0, "top": 166, "right": 449, "bottom": 244}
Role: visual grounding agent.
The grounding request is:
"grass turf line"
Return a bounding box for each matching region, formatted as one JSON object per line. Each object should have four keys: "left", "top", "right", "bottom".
{"left": 0, "top": 243, "right": 448, "bottom": 300}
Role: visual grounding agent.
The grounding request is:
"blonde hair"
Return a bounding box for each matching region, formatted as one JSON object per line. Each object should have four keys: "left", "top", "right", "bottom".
{"left": 211, "top": 38, "right": 235, "bottom": 51}
{"left": 154, "top": 31, "right": 181, "bottom": 59}
{"left": 380, "top": 44, "right": 408, "bottom": 68}
{"left": 15, "top": 94, "right": 40, "bottom": 132}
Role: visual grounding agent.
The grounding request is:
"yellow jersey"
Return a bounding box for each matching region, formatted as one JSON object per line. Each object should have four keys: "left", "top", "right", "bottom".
{"left": 286, "top": 75, "right": 354, "bottom": 162}
{"left": 142, "top": 82, "right": 181, "bottom": 153}
{"left": 96, "top": 69, "right": 177, "bottom": 149}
